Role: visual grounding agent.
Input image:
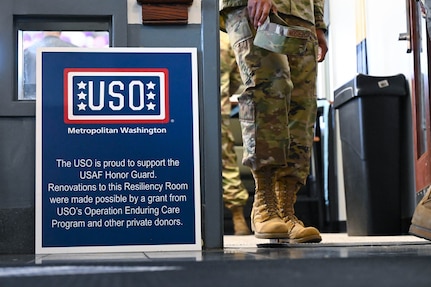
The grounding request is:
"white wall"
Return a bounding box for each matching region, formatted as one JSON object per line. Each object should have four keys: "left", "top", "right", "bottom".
{"left": 327, "top": 0, "right": 358, "bottom": 92}
{"left": 328, "top": 0, "right": 410, "bottom": 91}
{"left": 365, "top": 0, "right": 411, "bottom": 77}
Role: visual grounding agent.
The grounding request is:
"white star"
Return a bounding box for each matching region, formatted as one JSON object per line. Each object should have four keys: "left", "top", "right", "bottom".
{"left": 77, "top": 91, "right": 87, "bottom": 100}
{"left": 77, "top": 102, "right": 87, "bottom": 111}
{"left": 146, "top": 91, "right": 156, "bottom": 100}
{"left": 77, "top": 81, "right": 87, "bottom": 90}
{"left": 146, "top": 81, "right": 156, "bottom": 90}
{"left": 146, "top": 102, "right": 156, "bottom": 110}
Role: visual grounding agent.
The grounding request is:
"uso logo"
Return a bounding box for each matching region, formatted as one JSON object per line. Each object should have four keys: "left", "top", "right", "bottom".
{"left": 64, "top": 68, "right": 169, "bottom": 124}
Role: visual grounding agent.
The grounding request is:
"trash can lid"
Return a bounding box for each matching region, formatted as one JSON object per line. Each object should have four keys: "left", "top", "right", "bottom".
{"left": 333, "top": 73, "right": 408, "bottom": 109}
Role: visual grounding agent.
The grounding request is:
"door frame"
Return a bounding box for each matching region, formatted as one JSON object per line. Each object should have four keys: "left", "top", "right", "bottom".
{"left": 408, "top": 0, "right": 431, "bottom": 193}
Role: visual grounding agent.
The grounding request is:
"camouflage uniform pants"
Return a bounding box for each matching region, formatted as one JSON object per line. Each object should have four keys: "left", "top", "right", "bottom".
{"left": 221, "top": 115, "right": 249, "bottom": 209}
{"left": 220, "top": 31, "right": 249, "bottom": 209}
{"left": 221, "top": 7, "right": 318, "bottom": 188}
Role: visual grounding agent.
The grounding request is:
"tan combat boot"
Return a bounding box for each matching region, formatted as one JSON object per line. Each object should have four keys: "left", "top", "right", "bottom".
{"left": 276, "top": 177, "right": 322, "bottom": 243}
{"left": 251, "top": 168, "right": 289, "bottom": 239}
{"left": 409, "top": 187, "right": 431, "bottom": 241}
{"left": 229, "top": 205, "right": 252, "bottom": 235}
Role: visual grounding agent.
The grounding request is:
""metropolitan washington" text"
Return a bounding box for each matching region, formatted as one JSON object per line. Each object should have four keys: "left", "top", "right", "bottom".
{"left": 67, "top": 127, "right": 167, "bottom": 136}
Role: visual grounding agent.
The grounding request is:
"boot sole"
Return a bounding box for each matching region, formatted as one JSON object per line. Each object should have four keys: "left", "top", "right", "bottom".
{"left": 289, "top": 234, "right": 322, "bottom": 244}
{"left": 409, "top": 224, "right": 431, "bottom": 241}
{"left": 254, "top": 232, "right": 290, "bottom": 239}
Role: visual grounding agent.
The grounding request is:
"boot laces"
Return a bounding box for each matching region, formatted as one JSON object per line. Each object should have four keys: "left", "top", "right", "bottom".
{"left": 277, "top": 180, "right": 301, "bottom": 224}
{"left": 254, "top": 169, "right": 279, "bottom": 219}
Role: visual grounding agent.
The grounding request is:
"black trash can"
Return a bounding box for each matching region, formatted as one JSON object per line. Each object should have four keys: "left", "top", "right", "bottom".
{"left": 333, "top": 74, "right": 409, "bottom": 236}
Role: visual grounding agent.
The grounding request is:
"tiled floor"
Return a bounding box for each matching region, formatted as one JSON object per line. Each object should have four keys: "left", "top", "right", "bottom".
{"left": 1, "top": 234, "right": 430, "bottom": 287}
{"left": 0, "top": 233, "right": 429, "bottom": 265}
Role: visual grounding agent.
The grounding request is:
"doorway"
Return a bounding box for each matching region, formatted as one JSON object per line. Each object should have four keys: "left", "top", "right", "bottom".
{"left": 408, "top": 0, "right": 431, "bottom": 195}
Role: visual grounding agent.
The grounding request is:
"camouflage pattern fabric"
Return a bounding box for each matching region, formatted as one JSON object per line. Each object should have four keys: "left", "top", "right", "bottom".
{"left": 220, "top": 31, "right": 243, "bottom": 117}
{"left": 253, "top": 13, "right": 311, "bottom": 55}
{"left": 221, "top": 6, "right": 319, "bottom": 189}
{"left": 220, "top": 31, "right": 249, "bottom": 209}
{"left": 220, "top": 0, "right": 327, "bottom": 32}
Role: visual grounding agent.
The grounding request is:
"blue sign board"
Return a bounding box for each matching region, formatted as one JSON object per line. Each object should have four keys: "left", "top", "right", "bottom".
{"left": 35, "top": 48, "right": 201, "bottom": 253}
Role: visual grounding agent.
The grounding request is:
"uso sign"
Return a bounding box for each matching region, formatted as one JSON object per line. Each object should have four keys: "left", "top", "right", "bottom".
{"left": 35, "top": 48, "right": 201, "bottom": 254}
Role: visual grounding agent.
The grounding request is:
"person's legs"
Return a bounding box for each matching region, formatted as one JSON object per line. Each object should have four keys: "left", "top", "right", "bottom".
{"left": 223, "top": 7, "right": 293, "bottom": 238}
{"left": 221, "top": 117, "right": 251, "bottom": 235}
{"left": 220, "top": 31, "right": 251, "bottom": 236}
{"left": 274, "top": 15, "right": 321, "bottom": 243}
